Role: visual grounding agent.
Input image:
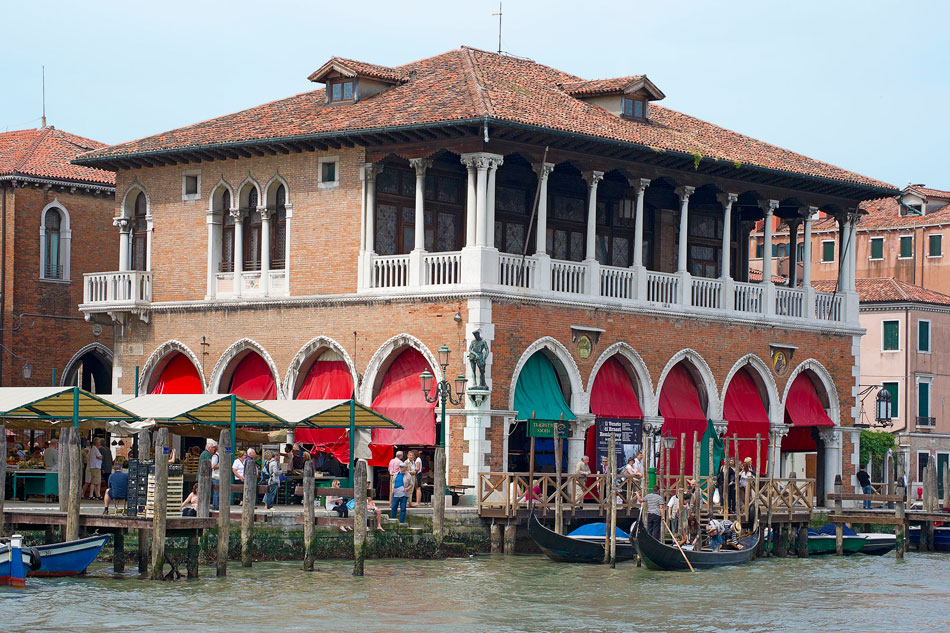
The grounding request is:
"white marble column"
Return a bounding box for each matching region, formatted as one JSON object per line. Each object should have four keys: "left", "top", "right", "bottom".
{"left": 675, "top": 186, "right": 695, "bottom": 273}
{"left": 206, "top": 211, "right": 221, "bottom": 299}
{"left": 462, "top": 158, "right": 477, "bottom": 247}
{"left": 847, "top": 214, "right": 858, "bottom": 292}
{"left": 760, "top": 199, "right": 778, "bottom": 284}
{"left": 582, "top": 171, "right": 604, "bottom": 260}
{"left": 802, "top": 209, "right": 815, "bottom": 288}
{"left": 770, "top": 425, "right": 788, "bottom": 477}
{"left": 717, "top": 193, "right": 737, "bottom": 279}
{"left": 486, "top": 156, "right": 503, "bottom": 249}
{"left": 534, "top": 163, "right": 554, "bottom": 255}
{"left": 260, "top": 206, "right": 271, "bottom": 295}
{"left": 231, "top": 207, "right": 244, "bottom": 297}
{"left": 409, "top": 158, "right": 432, "bottom": 252}
{"left": 363, "top": 163, "right": 381, "bottom": 254}
{"left": 114, "top": 217, "right": 130, "bottom": 272}
{"left": 633, "top": 178, "right": 651, "bottom": 268}
{"left": 283, "top": 203, "right": 293, "bottom": 294}
{"left": 475, "top": 159, "right": 489, "bottom": 247}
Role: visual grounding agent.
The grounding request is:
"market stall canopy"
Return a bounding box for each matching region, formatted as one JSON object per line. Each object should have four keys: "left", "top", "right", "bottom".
{"left": 0, "top": 387, "right": 142, "bottom": 432}
{"left": 253, "top": 399, "right": 403, "bottom": 430}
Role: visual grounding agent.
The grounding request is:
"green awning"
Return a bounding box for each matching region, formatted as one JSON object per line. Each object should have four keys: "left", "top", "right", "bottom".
{"left": 699, "top": 419, "right": 724, "bottom": 479}
{"left": 513, "top": 353, "right": 576, "bottom": 422}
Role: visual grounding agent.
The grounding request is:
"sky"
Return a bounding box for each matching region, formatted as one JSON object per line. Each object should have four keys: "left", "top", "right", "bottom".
{"left": 2, "top": 0, "right": 947, "bottom": 189}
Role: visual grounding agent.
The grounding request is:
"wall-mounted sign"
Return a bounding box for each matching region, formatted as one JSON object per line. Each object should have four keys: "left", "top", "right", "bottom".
{"left": 769, "top": 343, "right": 796, "bottom": 377}
{"left": 527, "top": 419, "right": 569, "bottom": 438}
{"left": 594, "top": 417, "right": 642, "bottom": 472}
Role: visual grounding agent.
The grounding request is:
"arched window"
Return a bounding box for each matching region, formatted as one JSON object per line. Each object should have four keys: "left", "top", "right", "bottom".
{"left": 244, "top": 188, "right": 261, "bottom": 271}
{"left": 129, "top": 192, "right": 148, "bottom": 271}
{"left": 270, "top": 184, "right": 286, "bottom": 269}
{"left": 43, "top": 208, "right": 63, "bottom": 279}
{"left": 219, "top": 190, "right": 234, "bottom": 272}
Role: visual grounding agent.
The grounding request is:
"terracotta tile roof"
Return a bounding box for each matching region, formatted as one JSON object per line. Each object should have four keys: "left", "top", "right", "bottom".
{"left": 748, "top": 268, "right": 787, "bottom": 283}
{"left": 812, "top": 277, "right": 950, "bottom": 306}
{"left": 0, "top": 127, "right": 114, "bottom": 187}
{"left": 307, "top": 56, "right": 406, "bottom": 84}
{"left": 77, "top": 47, "right": 893, "bottom": 192}
{"left": 763, "top": 196, "right": 950, "bottom": 236}
{"left": 561, "top": 76, "right": 645, "bottom": 96}
{"left": 906, "top": 185, "right": 950, "bottom": 200}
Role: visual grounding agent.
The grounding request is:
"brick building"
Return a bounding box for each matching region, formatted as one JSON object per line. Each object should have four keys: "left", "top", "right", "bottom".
{"left": 0, "top": 126, "right": 116, "bottom": 399}
{"left": 75, "top": 47, "right": 897, "bottom": 505}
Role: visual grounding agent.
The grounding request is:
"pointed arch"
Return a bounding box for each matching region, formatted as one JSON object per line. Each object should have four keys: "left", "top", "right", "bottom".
{"left": 208, "top": 338, "right": 282, "bottom": 398}
{"left": 139, "top": 340, "right": 206, "bottom": 395}
{"left": 508, "top": 337, "right": 583, "bottom": 413}
{"left": 284, "top": 336, "right": 358, "bottom": 399}
{"left": 654, "top": 348, "right": 719, "bottom": 420}
{"left": 120, "top": 181, "right": 150, "bottom": 219}
{"left": 62, "top": 342, "right": 113, "bottom": 394}
{"left": 782, "top": 358, "right": 841, "bottom": 427}
{"left": 721, "top": 354, "right": 780, "bottom": 423}
{"left": 586, "top": 342, "right": 653, "bottom": 418}
{"left": 208, "top": 178, "right": 235, "bottom": 214}
{"left": 237, "top": 175, "right": 262, "bottom": 208}
{"left": 361, "top": 333, "right": 442, "bottom": 404}
{"left": 264, "top": 172, "right": 291, "bottom": 207}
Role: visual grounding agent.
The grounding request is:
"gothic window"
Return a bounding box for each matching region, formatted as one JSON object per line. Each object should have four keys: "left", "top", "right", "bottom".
{"left": 374, "top": 165, "right": 464, "bottom": 254}
{"left": 244, "top": 188, "right": 261, "bottom": 271}
{"left": 270, "top": 184, "right": 287, "bottom": 269}
{"left": 130, "top": 192, "right": 148, "bottom": 271}
{"left": 42, "top": 208, "right": 63, "bottom": 279}
{"left": 220, "top": 190, "right": 234, "bottom": 272}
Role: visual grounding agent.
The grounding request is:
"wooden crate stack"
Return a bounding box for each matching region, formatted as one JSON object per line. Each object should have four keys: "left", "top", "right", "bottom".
{"left": 145, "top": 464, "right": 184, "bottom": 518}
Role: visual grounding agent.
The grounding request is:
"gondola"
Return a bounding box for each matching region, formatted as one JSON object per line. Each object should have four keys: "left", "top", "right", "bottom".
{"left": 634, "top": 519, "right": 759, "bottom": 570}
{"left": 528, "top": 512, "right": 638, "bottom": 563}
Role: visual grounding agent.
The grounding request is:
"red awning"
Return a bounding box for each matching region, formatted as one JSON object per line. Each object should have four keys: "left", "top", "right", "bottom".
{"left": 722, "top": 368, "right": 770, "bottom": 472}
{"left": 782, "top": 426, "right": 817, "bottom": 452}
{"left": 150, "top": 352, "right": 203, "bottom": 395}
{"left": 295, "top": 354, "right": 353, "bottom": 461}
{"left": 590, "top": 356, "right": 643, "bottom": 418}
{"left": 784, "top": 373, "right": 834, "bottom": 428}
{"left": 371, "top": 348, "right": 436, "bottom": 446}
{"left": 659, "top": 363, "right": 708, "bottom": 476}
{"left": 228, "top": 353, "right": 277, "bottom": 400}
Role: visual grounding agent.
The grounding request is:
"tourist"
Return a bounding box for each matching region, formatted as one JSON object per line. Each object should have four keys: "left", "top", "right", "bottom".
{"left": 706, "top": 518, "right": 742, "bottom": 552}
{"left": 716, "top": 459, "right": 736, "bottom": 512}
{"left": 208, "top": 441, "right": 221, "bottom": 510}
{"left": 262, "top": 450, "right": 281, "bottom": 510}
{"left": 521, "top": 479, "right": 542, "bottom": 505}
{"left": 200, "top": 439, "right": 215, "bottom": 463}
{"left": 632, "top": 452, "right": 644, "bottom": 478}
{"left": 600, "top": 456, "right": 609, "bottom": 476}
{"left": 84, "top": 438, "right": 104, "bottom": 499}
{"left": 857, "top": 464, "right": 873, "bottom": 509}
{"left": 44, "top": 439, "right": 58, "bottom": 471}
{"left": 636, "top": 485, "right": 665, "bottom": 541}
{"left": 102, "top": 461, "right": 128, "bottom": 514}
{"left": 183, "top": 445, "right": 201, "bottom": 474}
{"left": 621, "top": 457, "right": 638, "bottom": 479}
{"left": 387, "top": 450, "right": 405, "bottom": 496}
{"left": 574, "top": 455, "right": 591, "bottom": 503}
{"left": 391, "top": 462, "right": 412, "bottom": 523}
{"left": 181, "top": 483, "right": 199, "bottom": 517}
{"left": 363, "top": 496, "right": 384, "bottom": 531}
{"left": 667, "top": 489, "right": 680, "bottom": 532}
{"left": 326, "top": 479, "right": 349, "bottom": 529}
{"left": 408, "top": 450, "right": 424, "bottom": 507}
{"left": 738, "top": 460, "right": 754, "bottom": 511}
{"left": 679, "top": 513, "right": 701, "bottom": 549}
{"left": 290, "top": 443, "right": 308, "bottom": 472}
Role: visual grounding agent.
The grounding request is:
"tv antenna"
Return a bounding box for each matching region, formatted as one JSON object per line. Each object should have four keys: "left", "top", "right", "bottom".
{"left": 41, "top": 65, "right": 47, "bottom": 128}
{"left": 492, "top": 2, "right": 502, "bottom": 54}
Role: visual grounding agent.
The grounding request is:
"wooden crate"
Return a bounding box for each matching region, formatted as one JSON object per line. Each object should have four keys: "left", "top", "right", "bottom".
{"left": 144, "top": 474, "right": 184, "bottom": 518}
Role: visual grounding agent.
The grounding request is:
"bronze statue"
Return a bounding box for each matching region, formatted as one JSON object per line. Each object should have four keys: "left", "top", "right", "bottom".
{"left": 468, "top": 330, "right": 489, "bottom": 388}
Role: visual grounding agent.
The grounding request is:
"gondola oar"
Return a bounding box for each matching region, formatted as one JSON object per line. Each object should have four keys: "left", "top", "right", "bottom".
{"left": 664, "top": 518, "right": 695, "bottom": 573}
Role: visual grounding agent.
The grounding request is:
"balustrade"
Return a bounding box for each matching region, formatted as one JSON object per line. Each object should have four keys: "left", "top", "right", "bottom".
{"left": 498, "top": 253, "right": 535, "bottom": 288}
{"left": 82, "top": 271, "right": 152, "bottom": 306}
{"left": 691, "top": 277, "right": 723, "bottom": 309}
{"left": 600, "top": 265, "right": 635, "bottom": 300}
{"left": 775, "top": 287, "right": 804, "bottom": 318}
{"left": 734, "top": 281, "right": 764, "bottom": 314}
{"left": 424, "top": 251, "right": 462, "bottom": 285}
{"left": 371, "top": 254, "right": 410, "bottom": 289}
{"left": 551, "top": 260, "right": 586, "bottom": 294}
{"left": 646, "top": 270, "right": 678, "bottom": 304}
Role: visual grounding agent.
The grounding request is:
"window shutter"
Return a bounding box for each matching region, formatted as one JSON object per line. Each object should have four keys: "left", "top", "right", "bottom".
{"left": 918, "top": 382, "right": 930, "bottom": 418}
{"left": 900, "top": 236, "right": 912, "bottom": 258}
{"left": 870, "top": 238, "right": 883, "bottom": 259}
{"left": 883, "top": 321, "right": 899, "bottom": 351}
{"left": 919, "top": 321, "right": 930, "bottom": 352}
{"left": 929, "top": 234, "right": 942, "bottom": 257}
{"left": 883, "top": 383, "right": 899, "bottom": 418}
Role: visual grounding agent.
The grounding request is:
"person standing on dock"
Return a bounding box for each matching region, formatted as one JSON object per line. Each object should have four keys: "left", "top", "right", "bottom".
{"left": 857, "top": 464, "right": 873, "bottom": 509}
{"left": 391, "top": 462, "right": 412, "bottom": 523}
{"left": 637, "top": 485, "right": 665, "bottom": 541}
{"left": 44, "top": 438, "right": 58, "bottom": 471}
{"left": 388, "top": 451, "right": 405, "bottom": 498}
{"left": 262, "top": 451, "right": 281, "bottom": 510}
{"left": 205, "top": 440, "right": 220, "bottom": 510}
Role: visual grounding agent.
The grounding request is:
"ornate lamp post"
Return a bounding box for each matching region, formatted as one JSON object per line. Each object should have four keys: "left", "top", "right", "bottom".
{"left": 875, "top": 388, "right": 892, "bottom": 428}
{"left": 420, "top": 345, "right": 467, "bottom": 447}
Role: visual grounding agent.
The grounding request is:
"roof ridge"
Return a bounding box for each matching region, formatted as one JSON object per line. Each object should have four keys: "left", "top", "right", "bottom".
{"left": 890, "top": 277, "right": 910, "bottom": 300}
{"left": 460, "top": 47, "right": 492, "bottom": 118}
{"left": 12, "top": 126, "right": 52, "bottom": 173}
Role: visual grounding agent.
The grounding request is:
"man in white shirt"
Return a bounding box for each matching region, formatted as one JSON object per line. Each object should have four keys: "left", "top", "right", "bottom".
{"left": 44, "top": 439, "right": 59, "bottom": 471}
{"left": 208, "top": 441, "right": 221, "bottom": 510}
{"left": 387, "top": 451, "right": 405, "bottom": 498}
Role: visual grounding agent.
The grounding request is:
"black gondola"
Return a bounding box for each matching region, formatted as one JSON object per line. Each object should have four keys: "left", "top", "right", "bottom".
{"left": 634, "top": 519, "right": 759, "bottom": 570}
{"left": 528, "top": 512, "right": 638, "bottom": 564}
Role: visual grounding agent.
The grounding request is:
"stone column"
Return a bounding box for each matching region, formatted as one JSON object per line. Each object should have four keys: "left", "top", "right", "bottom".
{"left": 364, "top": 163, "right": 381, "bottom": 254}
{"left": 633, "top": 178, "right": 651, "bottom": 268}
{"left": 283, "top": 203, "right": 293, "bottom": 294}
{"left": 802, "top": 209, "right": 815, "bottom": 287}
{"left": 769, "top": 425, "right": 789, "bottom": 477}
{"left": 231, "top": 207, "right": 244, "bottom": 297}
{"left": 475, "top": 158, "right": 489, "bottom": 246}
{"left": 409, "top": 158, "right": 432, "bottom": 252}
{"left": 486, "top": 156, "right": 503, "bottom": 249}
{"left": 260, "top": 206, "right": 271, "bottom": 295}
{"left": 819, "top": 427, "right": 842, "bottom": 509}
{"left": 534, "top": 162, "right": 554, "bottom": 255}
{"left": 759, "top": 199, "right": 778, "bottom": 284}
{"left": 847, "top": 214, "right": 858, "bottom": 293}
{"left": 462, "top": 158, "right": 477, "bottom": 247}
{"left": 114, "top": 217, "right": 131, "bottom": 272}
{"left": 717, "top": 193, "right": 737, "bottom": 279}
{"left": 145, "top": 214, "right": 154, "bottom": 271}
{"left": 206, "top": 210, "right": 221, "bottom": 299}
{"left": 675, "top": 186, "right": 694, "bottom": 273}
{"left": 787, "top": 218, "right": 801, "bottom": 287}
{"left": 582, "top": 171, "right": 604, "bottom": 261}
{"left": 568, "top": 418, "right": 595, "bottom": 474}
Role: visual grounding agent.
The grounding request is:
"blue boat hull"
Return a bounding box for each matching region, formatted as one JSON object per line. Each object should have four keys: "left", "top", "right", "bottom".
{"left": 908, "top": 526, "right": 950, "bottom": 551}
{"left": 28, "top": 535, "right": 110, "bottom": 577}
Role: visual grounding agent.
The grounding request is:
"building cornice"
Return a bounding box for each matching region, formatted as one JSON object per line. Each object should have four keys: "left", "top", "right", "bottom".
{"left": 0, "top": 173, "right": 115, "bottom": 195}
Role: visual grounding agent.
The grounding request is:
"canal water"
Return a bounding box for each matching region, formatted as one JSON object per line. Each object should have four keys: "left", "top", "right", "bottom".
{"left": 2, "top": 553, "right": 948, "bottom": 632}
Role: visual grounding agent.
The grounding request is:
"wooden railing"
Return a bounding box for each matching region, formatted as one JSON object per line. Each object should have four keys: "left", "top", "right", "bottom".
{"left": 477, "top": 473, "right": 643, "bottom": 517}
{"left": 756, "top": 478, "right": 815, "bottom": 518}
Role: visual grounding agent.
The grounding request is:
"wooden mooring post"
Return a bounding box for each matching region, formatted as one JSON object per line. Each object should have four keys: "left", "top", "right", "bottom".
{"left": 604, "top": 433, "right": 617, "bottom": 565}
{"left": 58, "top": 429, "right": 69, "bottom": 513}
{"left": 773, "top": 524, "right": 787, "bottom": 557}
{"left": 216, "top": 429, "right": 231, "bottom": 577}
{"left": 353, "top": 458, "right": 367, "bottom": 577}
{"left": 150, "top": 427, "right": 169, "bottom": 580}
{"left": 114, "top": 529, "right": 125, "bottom": 573}
{"left": 0, "top": 424, "right": 6, "bottom": 536}
{"left": 490, "top": 522, "right": 502, "bottom": 554}
{"left": 302, "top": 461, "right": 315, "bottom": 571}
{"left": 895, "top": 483, "right": 906, "bottom": 559}
{"left": 834, "top": 474, "right": 844, "bottom": 556}
{"left": 186, "top": 532, "right": 198, "bottom": 579}
{"left": 66, "top": 427, "right": 81, "bottom": 542}
{"left": 137, "top": 429, "right": 152, "bottom": 574}
{"left": 943, "top": 462, "right": 949, "bottom": 510}
{"left": 554, "top": 435, "right": 563, "bottom": 535}
{"left": 241, "top": 459, "right": 257, "bottom": 567}
{"left": 197, "top": 459, "right": 211, "bottom": 518}
{"left": 503, "top": 522, "right": 516, "bottom": 555}
{"left": 433, "top": 447, "right": 446, "bottom": 550}
{"left": 796, "top": 524, "right": 809, "bottom": 558}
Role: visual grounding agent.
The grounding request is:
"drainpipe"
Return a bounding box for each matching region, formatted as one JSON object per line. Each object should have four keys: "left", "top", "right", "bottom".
{"left": 905, "top": 307, "right": 911, "bottom": 432}
{"left": 1, "top": 184, "right": 6, "bottom": 387}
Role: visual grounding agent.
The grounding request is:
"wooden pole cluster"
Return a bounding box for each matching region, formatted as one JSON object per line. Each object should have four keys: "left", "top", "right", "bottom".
{"left": 433, "top": 447, "right": 446, "bottom": 550}
{"left": 150, "top": 427, "right": 169, "bottom": 580}
{"left": 216, "top": 429, "right": 231, "bottom": 577}
{"left": 943, "top": 462, "right": 950, "bottom": 510}
{"left": 353, "top": 458, "right": 367, "bottom": 576}
{"left": 722, "top": 437, "right": 730, "bottom": 524}
{"left": 0, "top": 424, "right": 6, "bottom": 536}
{"left": 678, "top": 432, "right": 686, "bottom": 533}
{"left": 114, "top": 529, "right": 125, "bottom": 573}
{"left": 58, "top": 429, "right": 70, "bottom": 512}
{"left": 707, "top": 437, "right": 714, "bottom": 523}
{"left": 503, "top": 522, "right": 516, "bottom": 555}
{"left": 605, "top": 432, "right": 617, "bottom": 567}
{"left": 241, "top": 460, "right": 257, "bottom": 567}
{"left": 66, "top": 426, "right": 81, "bottom": 542}
{"left": 137, "top": 430, "right": 151, "bottom": 574}
{"left": 554, "top": 435, "right": 563, "bottom": 535}
{"left": 303, "top": 461, "right": 315, "bottom": 571}
{"left": 490, "top": 522, "right": 502, "bottom": 554}
{"left": 834, "top": 474, "right": 844, "bottom": 556}
{"left": 197, "top": 459, "right": 211, "bottom": 518}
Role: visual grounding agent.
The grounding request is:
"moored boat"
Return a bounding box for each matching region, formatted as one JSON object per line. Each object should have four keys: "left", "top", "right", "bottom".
{"left": 634, "top": 520, "right": 759, "bottom": 571}
{"left": 28, "top": 534, "right": 110, "bottom": 577}
{"left": 528, "top": 512, "right": 637, "bottom": 564}
{"left": 908, "top": 525, "right": 950, "bottom": 551}
{"left": 1, "top": 535, "right": 42, "bottom": 587}
{"left": 807, "top": 528, "right": 866, "bottom": 555}
{"left": 858, "top": 533, "right": 896, "bottom": 555}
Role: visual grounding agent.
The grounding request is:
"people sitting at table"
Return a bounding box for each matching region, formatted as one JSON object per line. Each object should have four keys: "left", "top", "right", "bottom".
{"left": 181, "top": 483, "right": 199, "bottom": 517}
{"left": 103, "top": 461, "right": 129, "bottom": 514}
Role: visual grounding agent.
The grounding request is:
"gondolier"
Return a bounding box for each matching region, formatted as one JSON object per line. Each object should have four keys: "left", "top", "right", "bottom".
{"left": 637, "top": 485, "right": 665, "bottom": 541}
{"left": 706, "top": 519, "right": 742, "bottom": 552}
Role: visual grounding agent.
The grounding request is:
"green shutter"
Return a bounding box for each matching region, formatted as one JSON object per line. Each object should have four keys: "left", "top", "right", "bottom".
{"left": 883, "top": 321, "right": 900, "bottom": 351}
{"left": 822, "top": 241, "right": 835, "bottom": 262}
{"left": 918, "top": 381, "right": 930, "bottom": 418}
{"left": 900, "top": 236, "right": 913, "bottom": 258}
{"left": 883, "top": 383, "right": 899, "bottom": 418}
{"left": 919, "top": 320, "right": 931, "bottom": 352}
{"left": 870, "top": 238, "right": 883, "bottom": 259}
{"left": 756, "top": 244, "right": 763, "bottom": 258}
{"left": 929, "top": 234, "right": 942, "bottom": 257}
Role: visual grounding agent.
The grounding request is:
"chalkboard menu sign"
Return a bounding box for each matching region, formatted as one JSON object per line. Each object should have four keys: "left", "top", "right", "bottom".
{"left": 594, "top": 418, "right": 642, "bottom": 473}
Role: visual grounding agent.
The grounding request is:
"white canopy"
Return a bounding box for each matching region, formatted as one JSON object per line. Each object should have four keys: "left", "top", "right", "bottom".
{"left": 253, "top": 399, "right": 402, "bottom": 430}
{"left": 0, "top": 386, "right": 139, "bottom": 423}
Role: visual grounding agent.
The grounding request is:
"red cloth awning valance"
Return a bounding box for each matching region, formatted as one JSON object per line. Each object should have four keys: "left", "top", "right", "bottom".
{"left": 590, "top": 356, "right": 643, "bottom": 418}
{"left": 150, "top": 352, "right": 203, "bottom": 395}
{"left": 782, "top": 426, "right": 817, "bottom": 452}
{"left": 228, "top": 353, "right": 277, "bottom": 400}
{"left": 722, "top": 368, "right": 770, "bottom": 472}
{"left": 659, "top": 363, "right": 708, "bottom": 476}
{"left": 784, "top": 373, "right": 834, "bottom": 428}
{"left": 371, "top": 348, "right": 436, "bottom": 446}
{"left": 295, "top": 357, "right": 354, "bottom": 461}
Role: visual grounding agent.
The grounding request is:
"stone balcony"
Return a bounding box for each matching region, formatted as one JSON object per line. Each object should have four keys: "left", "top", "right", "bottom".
{"left": 81, "top": 270, "right": 153, "bottom": 322}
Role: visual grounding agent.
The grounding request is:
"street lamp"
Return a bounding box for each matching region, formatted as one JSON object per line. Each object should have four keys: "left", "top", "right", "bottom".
{"left": 420, "top": 345, "right": 466, "bottom": 447}
{"left": 875, "top": 388, "right": 892, "bottom": 427}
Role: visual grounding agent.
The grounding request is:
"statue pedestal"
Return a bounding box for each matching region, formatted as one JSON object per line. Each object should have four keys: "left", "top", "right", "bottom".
{"left": 467, "top": 385, "right": 490, "bottom": 408}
